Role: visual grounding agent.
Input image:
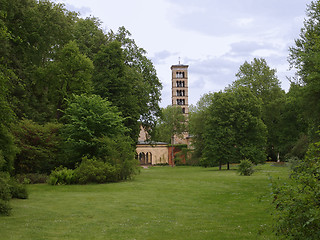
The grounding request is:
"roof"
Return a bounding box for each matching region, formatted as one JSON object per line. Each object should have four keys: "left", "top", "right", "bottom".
{"left": 137, "top": 141, "right": 169, "bottom": 145}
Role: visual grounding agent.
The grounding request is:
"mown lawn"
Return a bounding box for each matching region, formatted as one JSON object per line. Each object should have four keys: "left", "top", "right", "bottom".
{"left": 1, "top": 163, "right": 289, "bottom": 240}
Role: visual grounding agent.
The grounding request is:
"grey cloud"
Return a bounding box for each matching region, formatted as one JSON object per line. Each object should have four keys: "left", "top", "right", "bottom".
{"left": 165, "top": 0, "right": 309, "bottom": 37}
{"left": 152, "top": 50, "right": 178, "bottom": 64}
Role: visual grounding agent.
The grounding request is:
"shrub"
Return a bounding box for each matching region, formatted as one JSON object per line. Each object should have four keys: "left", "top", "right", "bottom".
{"left": 272, "top": 139, "right": 320, "bottom": 239}
{"left": 9, "top": 179, "right": 28, "bottom": 199}
{"left": 0, "top": 173, "right": 14, "bottom": 215}
{"left": 0, "top": 199, "right": 11, "bottom": 216}
{"left": 74, "top": 157, "right": 119, "bottom": 184}
{"left": 238, "top": 159, "right": 254, "bottom": 176}
{"left": 12, "top": 120, "right": 63, "bottom": 174}
{"left": 48, "top": 167, "right": 76, "bottom": 185}
{"left": 15, "top": 173, "right": 48, "bottom": 184}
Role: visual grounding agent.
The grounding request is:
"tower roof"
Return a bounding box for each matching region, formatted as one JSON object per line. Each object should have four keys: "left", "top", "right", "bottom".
{"left": 171, "top": 64, "right": 189, "bottom": 69}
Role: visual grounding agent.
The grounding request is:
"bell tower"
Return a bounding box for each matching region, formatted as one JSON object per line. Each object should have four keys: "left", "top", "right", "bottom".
{"left": 171, "top": 63, "right": 189, "bottom": 116}
{"left": 171, "top": 63, "right": 189, "bottom": 145}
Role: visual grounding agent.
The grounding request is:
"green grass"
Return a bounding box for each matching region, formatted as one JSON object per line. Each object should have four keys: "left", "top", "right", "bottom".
{"left": 1, "top": 163, "right": 289, "bottom": 240}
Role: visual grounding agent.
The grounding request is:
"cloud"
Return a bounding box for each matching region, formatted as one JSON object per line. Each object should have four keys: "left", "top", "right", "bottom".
{"left": 152, "top": 50, "right": 178, "bottom": 64}
{"left": 165, "top": 0, "right": 309, "bottom": 38}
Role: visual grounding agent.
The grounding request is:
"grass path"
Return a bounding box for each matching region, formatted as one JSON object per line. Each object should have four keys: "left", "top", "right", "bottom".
{"left": 1, "top": 164, "right": 289, "bottom": 240}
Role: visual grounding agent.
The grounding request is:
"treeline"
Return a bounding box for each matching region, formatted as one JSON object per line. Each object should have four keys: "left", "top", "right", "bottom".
{"left": 189, "top": 58, "right": 309, "bottom": 168}
{"left": 0, "top": 0, "right": 162, "bottom": 213}
{"left": 189, "top": 3, "right": 320, "bottom": 168}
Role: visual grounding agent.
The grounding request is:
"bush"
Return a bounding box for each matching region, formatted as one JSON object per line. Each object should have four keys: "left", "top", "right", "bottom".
{"left": 0, "top": 172, "right": 28, "bottom": 215}
{"left": 238, "top": 159, "right": 254, "bottom": 176}
{"left": 9, "top": 179, "right": 28, "bottom": 199}
{"left": 0, "top": 172, "right": 12, "bottom": 215}
{"left": 74, "top": 157, "right": 119, "bottom": 184}
{"left": 272, "top": 139, "right": 320, "bottom": 239}
{"left": 15, "top": 173, "right": 48, "bottom": 184}
{"left": 12, "top": 120, "right": 63, "bottom": 174}
{"left": 48, "top": 167, "right": 77, "bottom": 185}
{"left": 0, "top": 199, "right": 11, "bottom": 216}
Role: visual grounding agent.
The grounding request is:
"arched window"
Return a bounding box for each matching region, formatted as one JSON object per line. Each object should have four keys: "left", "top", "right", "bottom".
{"left": 182, "top": 108, "right": 185, "bottom": 114}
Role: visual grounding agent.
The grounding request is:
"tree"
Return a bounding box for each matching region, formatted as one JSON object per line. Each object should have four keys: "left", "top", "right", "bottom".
{"left": 272, "top": 134, "right": 320, "bottom": 239}
{"left": 12, "top": 119, "right": 62, "bottom": 174}
{"left": 46, "top": 40, "right": 94, "bottom": 120}
{"left": 0, "top": 24, "right": 17, "bottom": 173}
{"left": 203, "top": 87, "right": 267, "bottom": 169}
{"left": 106, "top": 27, "right": 162, "bottom": 139}
{"left": 189, "top": 93, "right": 215, "bottom": 161}
{"left": 60, "top": 94, "right": 131, "bottom": 168}
{"left": 289, "top": 0, "right": 320, "bottom": 139}
{"left": 1, "top": 0, "right": 78, "bottom": 122}
{"left": 73, "top": 17, "right": 107, "bottom": 60}
{"left": 229, "top": 58, "right": 286, "bottom": 161}
{"left": 278, "top": 83, "right": 309, "bottom": 159}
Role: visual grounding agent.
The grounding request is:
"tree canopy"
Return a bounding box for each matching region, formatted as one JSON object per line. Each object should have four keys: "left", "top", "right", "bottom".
{"left": 200, "top": 87, "right": 267, "bottom": 169}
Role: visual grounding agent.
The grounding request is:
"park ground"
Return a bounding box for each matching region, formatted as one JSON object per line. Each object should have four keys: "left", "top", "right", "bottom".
{"left": 0, "top": 163, "right": 289, "bottom": 240}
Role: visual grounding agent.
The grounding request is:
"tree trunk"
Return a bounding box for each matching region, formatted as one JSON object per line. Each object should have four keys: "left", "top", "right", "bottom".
{"left": 219, "top": 161, "right": 222, "bottom": 170}
{"left": 227, "top": 162, "right": 230, "bottom": 170}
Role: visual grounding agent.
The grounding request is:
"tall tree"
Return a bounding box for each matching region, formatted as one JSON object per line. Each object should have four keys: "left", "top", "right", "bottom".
{"left": 229, "top": 58, "right": 285, "bottom": 160}
{"left": 93, "top": 41, "right": 141, "bottom": 140}
{"left": 203, "top": 87, "right": 267, "bottom": 169}
{"left": 106, "top": 27, "right": 162, "bottom": 137}
{"left": 1, "top": 0, "right": 78, "bottom": 121}
{"left": 289, "top": 0, "right": 320, "bottom": 139}
{"left": 189, "top": 93, "right": 214, "bottom": 161}
{"left": 46, "top": 40, "right": 93, "bottom": 120}
{"left": 73, "top": 17, "right": 107, "bottom": 60}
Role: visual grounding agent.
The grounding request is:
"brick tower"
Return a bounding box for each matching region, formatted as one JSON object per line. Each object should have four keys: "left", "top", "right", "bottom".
{"left": 171, "top": 63, "right": 189, "bottom": 145}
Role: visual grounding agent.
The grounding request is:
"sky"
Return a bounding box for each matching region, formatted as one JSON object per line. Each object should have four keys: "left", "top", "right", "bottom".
{"left": 55, "top": 0, "right": 311, "bottom": 107}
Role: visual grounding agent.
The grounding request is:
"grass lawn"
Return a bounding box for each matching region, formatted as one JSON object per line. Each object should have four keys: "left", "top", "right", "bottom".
{"left": 1, "top": 163, "right": 289, "bottom": 240}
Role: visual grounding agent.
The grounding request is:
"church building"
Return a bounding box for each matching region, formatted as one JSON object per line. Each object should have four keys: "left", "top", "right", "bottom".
{"left": 136, "top": 63, "right": 190, "bottom": 165}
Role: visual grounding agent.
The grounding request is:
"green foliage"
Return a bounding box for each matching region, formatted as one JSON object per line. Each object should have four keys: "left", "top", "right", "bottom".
{"left": 230, "top": 58, "right": 287, "bottom": 161}
{"left": 2, "top": 0, "right": 78, "bottom": 122}
{"left": 48, "top": 167, "right": 76, "bottom": 185}
{"left": 0, "top": 172, "right": 11, "bottom": 206}
{"left": 0, "top": 171, "right": 28, "bottom": 215}
{"left": 0, "top": 125, "right": 17, "bottom": 173}
{"left": 73, "top": 17, "right": 106, "bottom": 60}
{"left": 93, "top": 135, "right": 138, "bottom": 180}
{"left": 238, "top": 159, "right": 254, "bottom": 176}
{"left": 75, "top": 157, "right": 118, "bottom": 184}
{"left": 289, "top": 1, "right": 320, "bottom": 137}
{"left": 272, "top": 136, "right": 320, "bottom": 239}
{"left": 46, "top": 40, "right": 94, "bottom": 119}
{"left": 12, "top": 119, "right": 63, "bottom": 174}
{"left": 189, "top": 93, "right": 214, "bottom": 161}
{"left": 106, "top": 27, "right": 162, "bottom": 138}
{"left": 61, "top": 94, "right": 128, "bottom": 167}
{"left": 202, "top": 87, "right": 267, "bottom": 169}
{"left": 15, "top": 173, "right": 48, "bottom": 184}
{"left": 9, "top": 178, "right": 28, "bottom": 199}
